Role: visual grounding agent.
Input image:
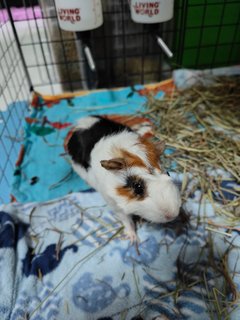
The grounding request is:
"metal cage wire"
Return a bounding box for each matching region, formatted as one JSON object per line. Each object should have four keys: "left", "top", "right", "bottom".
{"left": 0, "top": 0, "right": 240, "bottom": 203}
{"left": 0, "top": 0, "right": 32, "bottom": 203}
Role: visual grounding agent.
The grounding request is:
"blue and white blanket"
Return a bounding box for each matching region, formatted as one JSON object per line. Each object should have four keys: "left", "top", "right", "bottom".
{"left": 1, "top": 72, "right": 240, "bottom": 319}
{"left": 1, "top": 186, "right": 240, "bottom": 320}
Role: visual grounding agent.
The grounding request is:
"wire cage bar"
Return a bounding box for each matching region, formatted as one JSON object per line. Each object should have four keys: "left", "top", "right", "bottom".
{"left": 9, "top": 0, "right": 176, "bottom": 94}
{"left": 0, "top": 0, "right": 32, "bottom": 203}
{"left": 3, "top": 0, "right": 240, "bottom": 94}
{"left": 175, "top": 0, "right": 240, "bottom": 69}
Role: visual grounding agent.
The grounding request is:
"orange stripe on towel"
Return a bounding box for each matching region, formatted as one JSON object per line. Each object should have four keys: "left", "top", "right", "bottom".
{"left": 15, "top": 145, "right": 25, "bottom": 167}
{"left": 10, "top": 194, "right": 17, "bottom": 202}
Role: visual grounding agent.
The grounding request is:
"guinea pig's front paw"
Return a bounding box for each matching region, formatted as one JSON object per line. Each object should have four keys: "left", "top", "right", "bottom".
{"left": 115, "top": 212, "right": 140, "bottom": 244}
{"left": 124, "top": 228, "right": 140, "bottom": 245}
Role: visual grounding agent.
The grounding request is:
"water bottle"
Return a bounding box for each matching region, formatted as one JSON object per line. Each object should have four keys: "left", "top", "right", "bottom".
{"left": 130, "top": 0, "right": 174, "bottom": 24}
{"left": 55, "top": 0, "right": 103, "bottom": 31}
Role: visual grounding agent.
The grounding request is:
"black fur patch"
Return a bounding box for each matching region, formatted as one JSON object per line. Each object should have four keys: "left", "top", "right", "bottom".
{"left": 125, "top": 175, "right": 146, "bottom": 199}
{"left": 67, "top": 116, "right": 132, "bottom": 169}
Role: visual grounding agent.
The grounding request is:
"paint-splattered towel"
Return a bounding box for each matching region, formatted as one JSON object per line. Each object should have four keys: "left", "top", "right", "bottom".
{"left": 11, "top": 82, "right": 173, "bottom": 203}
{"left": 1, "top": 188, "right": 239, "bottom": 320}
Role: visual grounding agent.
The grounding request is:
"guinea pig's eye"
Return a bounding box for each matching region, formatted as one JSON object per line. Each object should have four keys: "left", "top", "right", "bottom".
{"left": 126, "top": 176, "right": 146, "bottom": 199}
{"left": 133, "top": 182, "right": 145, "bottom": 196}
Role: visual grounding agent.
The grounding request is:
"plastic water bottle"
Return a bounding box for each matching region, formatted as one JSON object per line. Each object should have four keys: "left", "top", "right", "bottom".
{"left": 55, "top": 0, "right": 103, "bottom": 31}
{"left": 130, "top": 0, "right": 174, "bottom": 24}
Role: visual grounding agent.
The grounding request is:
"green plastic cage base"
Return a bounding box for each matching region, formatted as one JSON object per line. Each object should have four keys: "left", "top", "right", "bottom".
{"left": 173, "top": 0, "right": 240, "bottom": 69}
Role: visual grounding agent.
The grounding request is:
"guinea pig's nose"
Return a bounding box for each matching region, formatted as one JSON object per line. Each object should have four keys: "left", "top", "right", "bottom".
{"left": 165, "top": 212, "right": 177, "bottom": 221}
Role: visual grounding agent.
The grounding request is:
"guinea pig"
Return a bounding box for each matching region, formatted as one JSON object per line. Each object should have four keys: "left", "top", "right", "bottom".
{"left": 65, "top": 115, "right": 181, "bottom": 243}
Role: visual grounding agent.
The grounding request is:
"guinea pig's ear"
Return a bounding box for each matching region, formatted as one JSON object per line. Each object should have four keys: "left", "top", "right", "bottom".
{"left": 155, "top": 140, "right": 166, "bottom": 156}
{"left": 100, "top": 158, "right": 126, "bottom": 171}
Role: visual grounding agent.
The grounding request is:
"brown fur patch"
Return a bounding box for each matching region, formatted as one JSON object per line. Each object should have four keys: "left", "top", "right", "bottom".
{"left": 120, "top": 149, "right": 146, "bottom": 169}
{"left": 138, "top": 137, "right": 161, "bottom": 171}
{"left": 101, "top": 158, "right": 126, "bottom": 170}
{"left": 116, "top": 186, "right": 146, "bottom": 201}
{"left": 116, "top": 186, "right": 136, "bottom": 201}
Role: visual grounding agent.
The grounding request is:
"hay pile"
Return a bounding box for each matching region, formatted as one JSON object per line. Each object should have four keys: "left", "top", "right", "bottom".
{"left": 146, "top": 76, "right": 240, "bottom": 222}
{"left": 141, "top": 77, "right": 240, "bottom": 316}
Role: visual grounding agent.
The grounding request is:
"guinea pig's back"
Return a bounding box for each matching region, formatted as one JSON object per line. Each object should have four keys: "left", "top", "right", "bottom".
{"left": 67, "top": 116, "right": 132, "bottom": 169}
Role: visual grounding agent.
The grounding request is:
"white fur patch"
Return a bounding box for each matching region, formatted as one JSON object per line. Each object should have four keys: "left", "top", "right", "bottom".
{"left": 74, "top": 116, "right": 100, "bottom": 131}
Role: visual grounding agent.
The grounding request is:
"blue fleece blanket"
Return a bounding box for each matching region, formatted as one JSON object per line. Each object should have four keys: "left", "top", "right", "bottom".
{"left": 1, "top": 184, "right": 239, "bottom": 320}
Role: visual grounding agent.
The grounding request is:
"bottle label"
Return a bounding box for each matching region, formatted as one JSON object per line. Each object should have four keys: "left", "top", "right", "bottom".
{"left": 133, "top": 2, "right": 160, "bottom": 17}
{"left": 57, "top": 8, "right": 81, "bottom": 24}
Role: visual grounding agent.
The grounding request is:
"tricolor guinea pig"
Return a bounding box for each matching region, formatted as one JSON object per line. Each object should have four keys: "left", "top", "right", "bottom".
{"left": 65, "top": 115, "right": 181, "bottom": 243}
